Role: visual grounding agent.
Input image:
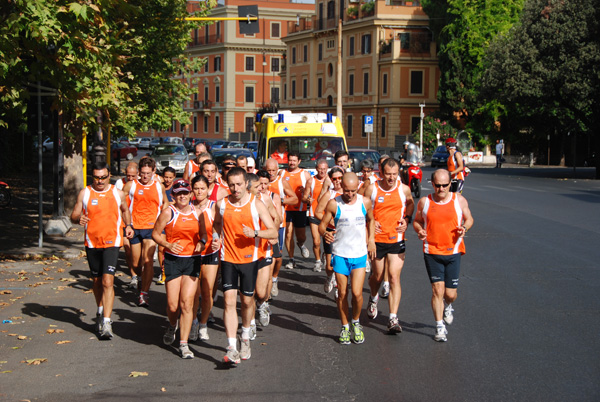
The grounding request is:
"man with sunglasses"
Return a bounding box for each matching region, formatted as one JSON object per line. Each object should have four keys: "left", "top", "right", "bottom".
{"left": 217, "top": 155, "right": 236, "bottom": 190}
{"left": 413, "top": 169, "right": 474, "bottom": 342}
{"left": 71, "top": 162, "right": 134, "bottom": 339}
{"left": 122, "top": 157, "right": 169, "bottom": 307}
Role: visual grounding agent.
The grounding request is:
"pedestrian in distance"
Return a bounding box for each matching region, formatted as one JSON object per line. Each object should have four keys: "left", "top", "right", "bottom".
{"left": 445, "top": 138, "right": 466, "bottom": 193}
{"left": 495, "top": 139, "right": 504, "bottom": 168}
{"left": 71, "top": 161, "right": 134, "bottom": 340}
{"left": 412, "top": 169, "right": 474, "bottom": 342}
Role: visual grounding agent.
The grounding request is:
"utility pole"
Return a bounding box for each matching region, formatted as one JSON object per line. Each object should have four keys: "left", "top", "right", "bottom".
{"left": 419, "top": 102, "right": 425, "bottom": 160}
{"left": 337, "top": 18, "right": 342, "bottom": 119}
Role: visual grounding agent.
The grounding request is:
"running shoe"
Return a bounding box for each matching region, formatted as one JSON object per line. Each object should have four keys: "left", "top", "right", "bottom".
{"left": 138, "top": 293, "right": 149, "bottom": 307}
{"left": 258, "top": 302, "right": 270, "bottom": 327}
{"left": 387, "top": 317, "right": 402, "bottom": 334}
{"left": 298, "top": 242, "right": 310, "bottom": 258}
{"left": 324, "top": 275, "right": 335, "bottom": 293}
{"left": 367, "top": 296, "right": 378, "bottom": 320}
{"left": 95, "top": 313, "right": 102, "bottom": 333}
{"left": 365, "top": 259, "right": 371, "bottom": 273}
{"left": 163, "top": 322, "right": 178, "bottom": 345}
{"left": 199, "top": 326, "right": 209, "bottom": 341}
{"left": 271, "top": 280, "right": 279, "bottom": 297}
{"left": 434, "top": 326, "right": 448, "bottom": 342}
{"left": 153, "top": 248, "right": 158, "bottom": 261}
{"left": 223, "top": 346, "right": 241, "bottom": 364}
{"left": 156, "top": 272, "right": 165, "bottom": 285}
{"left": 240, "top": 337, "right": 251, "bottom": 360}
{"left": 208, "top": 311, "right": 216, "bottom": 324}
{"left": 250, "top": 324, "right": 257, "bottom": 341}
{"left": 352, "top": 323, "right": 365, "bottom": 344}
{"left": 313, "top": 260, "right": 323, "bottom": 272}
{"left": 339, "top": 327, "right": 351, "bottom": 345}
{"left": 128, "top": 275, "right": 139, "bottom": 289}
{"left": 285, "top": 260, "right": 296, "bottom": 270}
{"left": 443, "top": 304, "right": 454, "bottom": 325}
{"left": 380, "top": 282, "right": 390, "bottom": 299}
{"left": 100, "top": 321, "right": 114, "bottom": 339}
{"left": 179, "top": 344, "right": 194, "bottom": 359}
{"left": 189, "top": 321, "right": 200, "bottom": 342}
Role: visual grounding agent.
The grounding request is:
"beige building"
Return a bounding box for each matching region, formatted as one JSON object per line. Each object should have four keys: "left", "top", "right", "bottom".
{"left": 281, "top": 0, "right": 439, "bottom": 151}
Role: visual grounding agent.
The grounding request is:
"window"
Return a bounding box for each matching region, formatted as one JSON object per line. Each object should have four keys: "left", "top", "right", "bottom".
{"left": 381, "top": 116, "right": 386, "bottom": 138}
{"left": 328, "top": 63, "right": 334, "bottom": 77}
{"left": 303, "top": 45, "right": 308, "bottom": 62}
{"left": 171, "top": 120, "right": 176, "bottom": 132}
{"left": 303, "top": 78, "right": 308, "bottom": 98}
{"left": 194, "top": 92, "right": 198, "bottom": 101}
{"left": 318, "top": 43, "right": 323, "bottom": 61}
{"left": 400, "top": 31, "right": 431, "bottom": 53}
{"left": 349, "top": 36, "right": 355, "bottom": 56}
{"left": 271, "top": 57, "right": 280, "bottom": 72}
{"left": 361, "top": 34, "right": 372, "bottom": 54}
{"left": 246, "top": 117, "right": 254, "bottom": 134}
{"left": 382, "top": 73, "right": 388, "bottom": 95}
{"left": 347, "top": 115, "right": 353, "bottom": 137}
{"left": 317, "top": 78, "right": 322, "bottom": 98}
{"left": 193, "top": 115, "right": 198, "bottom": 133}
{"left": 327, "top": 0, "right": 335, "bottom": 19}
{"left": 215, "top": 85, "right": 220, "bottom": 103}
{"left": 411, "top": 116, "right": 420, "bottom": 134}
{"left": 361, "top": 115, "right": 367, "bottom": 137}
{"left": 284, "top": 83, "right": 287, "bottom": 100}
{"left": 216, "top": 21, "right": 221, "bottom": 38}
{"left": 215, "top": 115, "right": 220, "bottom": 133}
{"left": 349, "top": 74, "right": 354, "bottom": 95}
{"left": 292, "top": 47, "right": 296, "bottom": 64}
{"left": 291, "top": 80, "right": 296, "bottom": 99}
{"left": 245, "top": 86, "right": 254, "bottom": 103}
{"left": 327, "top": 39, "right": 335, "bottom": 49}
{"left": 204, "top": 86, "right": 209, "bottom": 101}
{"left": 205, "top": 25, "right": 209, "bottom": 41}
{"left": 203, "top": 115, "right": 209, "bottom": 133}
{"left": 271, "top": 22, "right": 280, "bottom": 38}
{"left": 214, "top": 56, "right": 221, "bottom": 72}
{"left": 410, "top": 70, "right": 424, "bottom": 95}
{"left": 363, "top": 72, "right": 369, "bottom": 94}
{"left": 271, "top": 87, "right": 280, "bottom": 103}
{"left": 246, "top": 56, "right": 254, "bottom": 71}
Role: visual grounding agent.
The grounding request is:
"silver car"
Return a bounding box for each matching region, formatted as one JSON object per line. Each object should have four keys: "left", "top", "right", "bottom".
{"left": 151, "top": 144, "right": 189, "bottom": 175}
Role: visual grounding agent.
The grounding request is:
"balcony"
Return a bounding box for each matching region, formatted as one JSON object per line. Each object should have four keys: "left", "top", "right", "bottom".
{"left": 187, "top": 100, "right": 213, "bottom": 112}
{"left": 188, "top": 34, "right": 223, "bottom": 48}
{"left": 287, "top": 17, "right": 313, "bottom": 34}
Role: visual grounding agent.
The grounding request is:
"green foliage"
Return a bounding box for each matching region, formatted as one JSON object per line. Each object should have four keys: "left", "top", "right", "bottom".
{"left": 480, "top": 0, "right": 600, "bottom": 141}
{"left": 361, "top": 1, "right": 374, "bottom": 14}
{"left": 0, "top": 0, "right": 210, "bottom": 140}
{"left": 412, "top": 115, "right": 459, "bottom": 154}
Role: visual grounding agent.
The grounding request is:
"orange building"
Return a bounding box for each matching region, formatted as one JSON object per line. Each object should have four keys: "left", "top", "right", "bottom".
{"left": 281, "top": 0, "right": 439, "bottom": 151}
{"left": 139, "top": 0, "right": 315, "bottom": 142}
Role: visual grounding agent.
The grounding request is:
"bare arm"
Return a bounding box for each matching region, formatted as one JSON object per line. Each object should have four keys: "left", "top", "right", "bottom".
{"left": 70, "top": 189, "right": 87, "bottom": 225}
{"left": 456, "top": 195, "right": 474, "bottom": 237}
{"left": 182, "top": 161, "right": 191, "bottom": 181}
{"left": 412, "top": 197, "right": 427, "bottom": 240}
{"left": 118, "top": 189, "right": 134, "bottom": 238}
{"left": 281, "top": 180, "right": 298, "bottom": 206}
{"left": 314, "top": 191, "right": 332, "bottom": 221}
{"left": 302, "top": 174, "right": 313, "bottom": 204}
{"left": 363, "top": 197, "right": 376, "bottom": 260}
{"left": 318, "top": 199, "right": 337, "bottom": 244}
{"left": 318, "top": 176, "right": 331, "bottom": 201}
{"left": 242, "top": 199, "right": 278, "bottom": 239}
{"left": 152, "top": 208, "right": 185, "bottom": 254}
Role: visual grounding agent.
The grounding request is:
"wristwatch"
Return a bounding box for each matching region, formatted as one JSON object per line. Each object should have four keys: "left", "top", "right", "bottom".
{"left": 254, "top": 230, "right": 259, "bottom": 238}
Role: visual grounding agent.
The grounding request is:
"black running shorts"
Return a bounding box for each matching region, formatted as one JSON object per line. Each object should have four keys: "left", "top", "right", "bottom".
{"left": 221, "top": 260, "right": 259, "bottom": 297}
{"left": 85, "top": 247, "right": 119, "bottom": 278}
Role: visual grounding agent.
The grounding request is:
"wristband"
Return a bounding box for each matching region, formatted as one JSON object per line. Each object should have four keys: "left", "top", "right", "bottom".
{"left": 212, "top": 232, "right": 219, "bottom": 240}
{"left": 199, "top": 238, "right": 206, "bottom": 245}
{"left": 404, "top": 216, "right": 412, "bottom": 224}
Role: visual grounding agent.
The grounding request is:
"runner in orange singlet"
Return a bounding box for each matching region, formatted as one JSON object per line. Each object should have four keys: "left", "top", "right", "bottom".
{"left": 304, "top": 158, "right": 328, "bottom": 272}
{"left": 122, "top": 157, "right": 169, "bottom": 307}
{"left": 200, "top": 160, "right": 229, "bottom": 203}
{"left": 152, "top": 179, "right": 205, "bottom": 359}
{"left": 445, "top": 138, "right": 465, "bottom": 193}
{"left": 264, "top": 158, "right": 297, "bottom": 297}
{"left": 71, "top": 162, "right": 133, "bottom": 339}
{"left": 413, "top": 169, "right": 473, "bottom": 342}
{"left": 115, "top": 162, "right": 140, "bottom": 289}
{"left": 281, "top": 152, "right": 312, "bottom": 269}
{"left": 183, "top": 142, "right": 208, "bottom": 182}
{"left": 363, "top": 158, "right": 414, "bottom": 333}
{"left": 212, "top": 167, "right": 277, "bottom": 364}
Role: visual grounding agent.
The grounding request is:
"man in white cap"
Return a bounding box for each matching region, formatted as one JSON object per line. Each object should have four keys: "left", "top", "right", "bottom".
{"left": 246, "top": 157, "right": 256, "bottom": 174}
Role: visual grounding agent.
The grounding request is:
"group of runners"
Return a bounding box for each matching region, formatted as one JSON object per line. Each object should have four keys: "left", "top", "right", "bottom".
{"left": 71, "top": 141, "right": 473, "bottom": 363}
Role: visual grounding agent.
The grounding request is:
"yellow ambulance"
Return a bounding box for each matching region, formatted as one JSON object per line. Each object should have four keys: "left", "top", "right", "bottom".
{"left": 255, "top": 111, "right": 348, "bottom": 173}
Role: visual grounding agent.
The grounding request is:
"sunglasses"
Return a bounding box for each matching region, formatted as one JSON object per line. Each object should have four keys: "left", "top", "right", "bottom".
{"left": 173, "top": 181, "right": 191, "bottom": 190}
{"left": 93, "top": 175, "right": 109, "bottom": 181}
{"left": 433, "top": 183, "right": 450, "bottom": 188}
{"left": 223, "top": 163, "right": 236, "bottom": 168}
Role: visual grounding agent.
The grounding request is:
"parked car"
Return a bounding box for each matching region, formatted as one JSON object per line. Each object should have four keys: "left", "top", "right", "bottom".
{"left": 42, "top": 137, "right": 54, "bottom": 152}
{"left": 138, "top": 137, "right": 152, "bottom": 149}
{"left": 163, "top": 136, "right": 183, "bottom": 145}
{"left": 211, "top": 148, "right": 254, "bottom": 172}
{"left": 149, "top": 138, "right": 162, "bottom": 149}
{"left": 349, "top": 148, "right": 382, "bottom": 175}
{"left": 151, "top": 144, "right": 189, "bottom": 174}
{"left": 211, "top": 140, "right": 230, "bottom": 149}
{"left": 111, "top": 142, "right": 138, "bottom": 160}
{"left": 244, "top": 141, "right": 258, "bottom": 158}
{"left": 228, "top": 141, "right": 244, "bottom": 149}
{"left": 128, "top": 137, "right": 142, "bottom": 146}
{"left": 430, "top": 145, "right": 450, "bottom": 167}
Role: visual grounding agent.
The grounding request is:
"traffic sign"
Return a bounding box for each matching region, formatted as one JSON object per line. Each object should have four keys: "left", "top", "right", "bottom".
{"left": 364, "top": 115, "right": 373, "bottom": 133}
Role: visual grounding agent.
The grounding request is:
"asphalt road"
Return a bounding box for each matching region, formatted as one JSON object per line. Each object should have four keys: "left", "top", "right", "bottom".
{"left": 1, "top": 167, "right": 599, "bottom": 401}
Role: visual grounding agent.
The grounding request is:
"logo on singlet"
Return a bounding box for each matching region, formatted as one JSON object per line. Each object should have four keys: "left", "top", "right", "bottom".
{"left": 244, "top": 254, "right": 252, "bottom": 258}
{"left": 377, "top": 196, "right": 384, "bottom": 203}
{"left": 234, "top": 209, "right": 241, "bottom": 212}
{"left": 285, "top": 177, "right": 290, "bottom": 181}
{"left": 138, "top": 190, "right": 144, "bottom": 195}
{"left": 91, "top": 199, "right": 99, "bottom": 206}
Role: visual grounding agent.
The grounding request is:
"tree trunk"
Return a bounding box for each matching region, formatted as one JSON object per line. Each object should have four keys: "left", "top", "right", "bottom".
{"left": 63, "top": 127, "right": 84, "bottom": 214}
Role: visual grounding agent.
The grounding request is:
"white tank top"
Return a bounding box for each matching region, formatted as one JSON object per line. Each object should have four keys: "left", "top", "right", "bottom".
{"left": 331, "top": 194, "right": 367, "bottom": 259}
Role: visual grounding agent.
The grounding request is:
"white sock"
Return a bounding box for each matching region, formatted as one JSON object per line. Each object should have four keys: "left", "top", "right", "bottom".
{"left": 228, "top": 337, "right": 237, "bottom": 349}
{"left": 272, "top": 277, "right": 278, "bottom": 283}
{"left": 371, "top": 293, "right": 379, "bottom": 303}
{"left": 383, "top": 281, "right": 389, "bottom": 287}
{"left": 351, "top": 319, "right": 360, "bottom": 325}
{"left": 250, "top": 319, "right": 256, "bottom": 326}
{"left": 103, "top": 317, "right": 111, "bottom": 323}
{"left": 446, "top": 303, "right": 452, "bottom": 309}
{"left": 192, "top": 318, "right": 199, "bottom": 325}
{"left": 241, "top": 326, "right": 250, "bottom": 340}
{"left": 199, "top": 323, "right": 207, "bottom": 329}
{"left": 436, "top": 320, "right": 445, "bottom": 328}
{"left": 316, "top": 259, "right": 322, "bottom": 263}
{"left": 97, "top": 306, "right": 103, "bottom": 315}
{"left": 389, "top": 313, "right": 397, "bottom": 319}
{"left": 343, "top": 324, "right": 349, "bottom": 330}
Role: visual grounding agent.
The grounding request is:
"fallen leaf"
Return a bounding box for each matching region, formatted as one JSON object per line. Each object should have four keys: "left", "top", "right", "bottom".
{"left": 83, "top": 290, "right": 93, "bottom": 294}
{"left": 261, "top": 342, "right": 267, "bottom": 346}
{"left": 57, "top": 268, "right": 65, "bottom": 273}
{"left": 60, "top": 278, "right": 76, "bottom": 282}
{"left": 115, "top": 272, "right": 124, "bottom": 277}
{"left": 56, "top": 286, "right": 66, "bottom": 290}
{"left": 11, "top": 347, "right": 21, "bottom": 349}
{"left": 43, "top": 267, "right": 51, "bottom": 271}
{"left": 65, "top": 262, "right": 72, "bottom": 267}
{"left": 0, "top": 302, "right": 9, "bottom": 306}
{"left": 52, "top": 255, "right": 60, "bottom": 260}
{"left": 8, "top": 333, "right": 17, "bottom": 337}
{"left": 49, "top": 325, "right": 57, "bottom": 327}
{"left": 23, "top": 358, "right": 47, "bottom": 365}
{"left": 78, "top": 309, "right": 84, "bottom": 313}
{"left": 0, "top": 290, "right": 11, "bottom": 295}
{"left": 17, "top": 335, "right": 27, "bottom": 340}
{"left": 0, "top": 370, "right": 11, "bottom": 373}
{"left": 0, "top": 360, "right": 7, "bottom": 363}
{"left": 161, "top": 387, "right": 166, "bottom": 392}
{"left": 129, "top": 371, "right": 148, "bottom": 377}
{"left": 56, "top": 329, "right": 64, "bottom": 333}
{"left": 10, "top": 317, "right": 22, "bottom": 320}
{"left": 55, "top": 340, "right": 71, "bottom": 344}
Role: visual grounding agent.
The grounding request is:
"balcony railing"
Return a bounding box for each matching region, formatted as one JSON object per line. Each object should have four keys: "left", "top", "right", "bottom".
{"left": 287, "top": 18, "right": 313, "bottom": 34}
{"left": 187, "top": 100, "right": 213, "bottom": 111}
{"left": 188, "top": 34, "right": 223, "bottom": 48}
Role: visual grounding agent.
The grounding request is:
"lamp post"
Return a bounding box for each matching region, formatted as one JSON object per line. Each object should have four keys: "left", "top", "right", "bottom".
{"left": 547, "top": 134, "right": 550, "bottom": 166}
{"left": 419, "top": 102, "right": 425, "bottom": 160}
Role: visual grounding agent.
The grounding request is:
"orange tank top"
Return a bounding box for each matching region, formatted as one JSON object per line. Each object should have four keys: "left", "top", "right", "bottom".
{"left": 421, "top": 193, "right": 465, "bottom": 255}
{"left": 185, "top": 160, "right": 200, "bottom": 179}
{"left": 198, "top": 201, "right": 217, "bottom": 257}
{"left": 164, "top": 205, "right": 201, "bottom": 257}
{"left": 257, "top": 192, "right": 273, "bottom": 259}
{"left": 447, "top": 152, "right": 465, "bottom": 181}
{"left": 83, "top": 184, "right": 123, "bottom": 248}
{"left": 309, "top": 176, "right": 325, "bottom": 217}
{"left": 268, "top": 176, "right": 286, "bottom": 228}
{"left": 282, "top": 169, "right": 308, "bottom": 212}
{"left": 219, "top": 194, "right": 261, "bottom": 264}
{"left": 129, "top": 179, "right": 164, "bottom": 229}
{"left": 370, "top": 181, "right": 407, "bottom": 243}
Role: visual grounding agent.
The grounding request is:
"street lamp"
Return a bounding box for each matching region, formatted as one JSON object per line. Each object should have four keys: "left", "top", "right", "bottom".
{"left": 419, "top": 102, "right": 425, "bottom": 160}
{"left": 547, "top": 134, "right": 550, "bottom": 166}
